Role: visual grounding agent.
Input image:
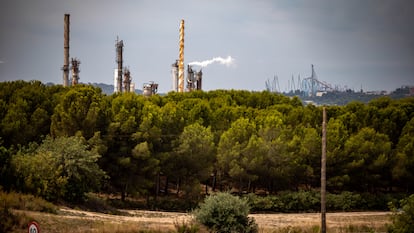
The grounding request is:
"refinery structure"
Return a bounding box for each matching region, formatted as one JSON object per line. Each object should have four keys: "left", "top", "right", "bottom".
{"left": 56, "top": 13, "right": 413, "bottom": 105}
{"left": 113, "top": 37, "right": 135, "bottom": 94}
{"left": 59, "top": 14, "right": 398, "bottom": 99}
{"left": 61, "top": 15, "right": 206, "bottom": 96}
{"left": 60, "top": 14, "right": 240, "bottom": 96}
{"left": 61, "top": 14, "right": 137, "bottom": 93}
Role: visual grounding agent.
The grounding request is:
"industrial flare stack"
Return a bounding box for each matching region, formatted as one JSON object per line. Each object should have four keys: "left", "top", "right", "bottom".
{"left": 178, "top": 19, "right": 185, "bottom": 93}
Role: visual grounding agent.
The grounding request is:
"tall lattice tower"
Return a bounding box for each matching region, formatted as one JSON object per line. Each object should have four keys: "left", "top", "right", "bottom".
{"left": 115, "top": 37, "right": 124, "bottom": 93}
{"left": 178, "top": 20, "right": 185, "bottom": 93}
{"left": 71, "top": 58, "right": 80, "bottom": 86}
{"left": 123, "top": 67, "right": 132, "bottom": 93}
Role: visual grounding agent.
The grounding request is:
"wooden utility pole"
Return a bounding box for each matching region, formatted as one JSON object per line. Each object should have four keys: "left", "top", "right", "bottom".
{"left": 321, "top": 107, "right": 327, "bottom": 233}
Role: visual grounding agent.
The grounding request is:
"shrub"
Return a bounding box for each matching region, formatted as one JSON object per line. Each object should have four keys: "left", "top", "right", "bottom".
{"left": 0, "top": 205, "right": 21, "bottom": 232}
{"left": 0, "top": 192, "right": 38, "bottom": 232}
{"left": 326, "top": 191, "right": 361, "bottom": 211}
{"left": 76, "top": 193, "right": 123, "bottom": 215}
{"left": 0, "top": 191, "right": 57, "bottom": 213}
{"left": 388, "top": 194, "right": 414, "bottom": 233}
{"left": 174, "top": 220, "right": 201, "bottom": 233}
{"left": 193, "top": 192, "right": 258, "bottom": 233}
{"left": 246, "top": 191, "right": 403, "bottom": 213}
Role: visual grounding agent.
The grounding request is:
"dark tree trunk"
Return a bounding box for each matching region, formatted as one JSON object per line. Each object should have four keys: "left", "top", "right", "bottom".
{"left": 121, "top": 183, "right": 128, "bottom": 202}
{"left": 155, "top": 172, "right": 160, "bottom": 201}
{"left": 164, "top": 176, "right": 169, "bottom": 195}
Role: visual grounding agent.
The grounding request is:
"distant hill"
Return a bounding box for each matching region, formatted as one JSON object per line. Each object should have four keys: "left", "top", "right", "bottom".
{"left": 284, "top": 86, "right": 414, "bottom": 106}
{"left": 89, "top": 83, "right": 143, "bottom": 95}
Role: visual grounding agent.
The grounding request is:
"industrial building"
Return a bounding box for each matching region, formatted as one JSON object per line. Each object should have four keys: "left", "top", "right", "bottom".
{"left": 186, "top": 65, "right": 202, "bottom": 91}
{"left": 143, "top": 82, "right": 158, "bottom": 97}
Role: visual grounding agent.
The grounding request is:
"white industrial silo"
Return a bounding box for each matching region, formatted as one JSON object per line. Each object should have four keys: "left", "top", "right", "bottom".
{"left": 114, "top": 69, "right": 118, "bottom": 93}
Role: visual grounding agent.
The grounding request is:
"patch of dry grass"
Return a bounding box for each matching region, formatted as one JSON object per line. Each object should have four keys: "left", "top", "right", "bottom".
{"left": 255, "top": 212, "right": 390, "bottom": 233}
{"left": 12, "top": 209, "right": 391, "bottom": 233}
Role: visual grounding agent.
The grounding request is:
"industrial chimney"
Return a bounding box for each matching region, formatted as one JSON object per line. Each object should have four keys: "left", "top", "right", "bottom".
{"left": 62, "top": 14, "right": 70, "bottom": 87}
{"left": 71, "top": 58, "right": 80, "bottom": 86}
{"left": 115, "top": 37, "right": 124, "bottom": 93}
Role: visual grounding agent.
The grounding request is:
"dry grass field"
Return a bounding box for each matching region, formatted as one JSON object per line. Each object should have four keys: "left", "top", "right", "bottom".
{"left": 13, "top": 208, "right": 391, "bottom": 233}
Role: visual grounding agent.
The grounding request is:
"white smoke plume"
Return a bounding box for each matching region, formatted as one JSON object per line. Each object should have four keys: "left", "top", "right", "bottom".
{"left": 189, "top": 56, "right": 234, "bottom": 68}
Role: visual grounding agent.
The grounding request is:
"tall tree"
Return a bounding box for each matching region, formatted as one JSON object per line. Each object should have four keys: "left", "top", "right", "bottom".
{"left": 326, "top": 118, "right": 349, "bottom": 190}
{"left": 344, "top": 127, "right": 392, "bottom": 191}
{"left": 116, "top": 141, "right": 159, "bottom": 201}
{"left": 1, "top": 81, "right": 53, "bottom": 146}
{"left": 393, "top": 117, "right": 414, "bottom": 192}
{"left": 174, "top": 123, "right": 215, "bottom": 196}
{"left": 103, "top": 93, "right": 145, "bottom": 200}
{"left": 217, "top": 118, "right": 256, "bottom": 191}
{"left": 51, "top": 85, "right": 107, "bottom": 139}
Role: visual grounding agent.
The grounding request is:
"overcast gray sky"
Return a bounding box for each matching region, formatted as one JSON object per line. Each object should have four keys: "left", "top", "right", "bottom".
{"left": 0, "top": 0, "right": 413, "bottom": 93}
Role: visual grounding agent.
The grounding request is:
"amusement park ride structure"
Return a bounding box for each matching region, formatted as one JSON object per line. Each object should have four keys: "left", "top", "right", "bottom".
{"left": 302, "top": 64, "right": 333, "bottom": 97}
{"left": 266, "top": 64, "right": 335, "bottom": 97}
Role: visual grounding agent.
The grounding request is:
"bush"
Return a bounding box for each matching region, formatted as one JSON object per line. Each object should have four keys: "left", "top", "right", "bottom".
{"left": 0, "top": 205, "right": 21, "bottom": 232}
{"left": 0, "top": 191, "right": 57, "bottom": 213}
{"left": 326, "top": 191, "right": 361, "bottom": 211}
{"left": 75, "top": 193, "right": 123, "bottom": 215}
{"left": 388, "top": 194, "right": 414, "bottom": 233}
{"left": 278, "top": 191, "right": 320, "bottom": 212}
{"left": 193, "top": 192, "right": 258, "bottom": 233}
{"left": 245, "top": 191, "right": 404, "bottom": 213}
{"left": 0, "top": 192, "right": 39, "bottom": 232}
{"left": 174, "top": 220, "right": 201, "bottom": 233}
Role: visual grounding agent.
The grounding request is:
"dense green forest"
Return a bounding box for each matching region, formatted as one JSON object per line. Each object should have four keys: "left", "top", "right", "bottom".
{"left": 1, "top": 80, "right": 413, "bottom": 207}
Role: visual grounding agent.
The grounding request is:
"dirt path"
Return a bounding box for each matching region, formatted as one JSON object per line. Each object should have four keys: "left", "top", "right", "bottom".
{"left": 60, "top": 208, "right": 192, "bottom": 229}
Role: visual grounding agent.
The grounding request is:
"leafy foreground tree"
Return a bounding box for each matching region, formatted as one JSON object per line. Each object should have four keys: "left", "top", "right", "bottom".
{"left": 193, "top": 192, "right": 258, "bottom": 233}
{"left": 389, "top": 194, "right": 414, "bottom": 233}
{"left": 12, "top": 135, "right": 106, "bottom": 202}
